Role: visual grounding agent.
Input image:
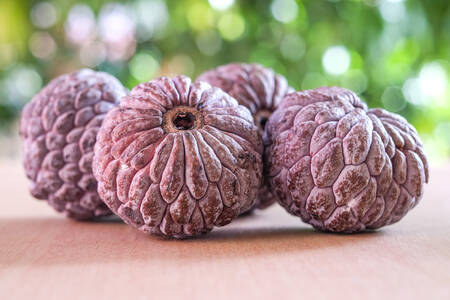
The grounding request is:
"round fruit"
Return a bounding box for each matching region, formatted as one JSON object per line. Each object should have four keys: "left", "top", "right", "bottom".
{"left": 20, "top": 69, "right": 128, "bottom": 219}
{"left": 93, "top": 75, "right": 262, "bottom": 238}
{"left": 198, "top": 63, "right": 293, "bottom": 208}
{"left": 264, "top": 87, "right": 429, "bottom": 233}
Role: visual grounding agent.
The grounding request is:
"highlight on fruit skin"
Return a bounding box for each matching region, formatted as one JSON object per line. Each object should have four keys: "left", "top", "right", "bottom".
{"left": 198, "top": 63, "right": 294, "bottom": 209}
{"left": 19, "top": 69, "right": 128, "bottom": 219}
{"left": 264, "top": 86, "right": 429, "bottom": 233}
{"left": 93, "top": 75, "right": 263, "bottom": 238}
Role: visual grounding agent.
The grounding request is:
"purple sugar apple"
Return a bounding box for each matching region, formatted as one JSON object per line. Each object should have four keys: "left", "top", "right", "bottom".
{"left": 20, "top": 69, "right": 128, "bottom": 219}
{"left": 264, "top": 87, "right": 429, "bottom": 233}
{"left": 198, "top": 63, "right": 293, "bottom": 209}
{"left": 93, "top": 75, "right": 262, "bottom": 238}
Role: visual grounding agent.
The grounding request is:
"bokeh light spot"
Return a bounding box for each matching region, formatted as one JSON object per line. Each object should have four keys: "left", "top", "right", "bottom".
{"left": 65, "top": 5, "right": 96, "bottom": 45}
{"left": 30, "top": 2, "right": 58, "bottom": 29}
{"left": 381, "top": 86, "right": 406, "bottom": 112}
{"left": 187, "top": 3, "right": 215, "bottom": 30}
{"left": 99, "top": 4, "right": 135, "bottom": 44}
{"left": 29, "top": 32, "right": 57, "bottom": 60}
{"left": 218, "top": 13, "right": 246, "bottom": 41}
{"left": 208, "top": 0, "right": 234, "bottom": 11}
{"left": 271, "top": 0, "right": 298, "bottom": 23}
{"left": 418, "top": 62, "right": 447, "bottom": 104}
{"left": 322, "top": 45, "right": 351, "bottom": 75}
{"left": 98, "top": 4, "right": 137, "bottom": 61}
{"left": 129, "top": 52, "right": 159, "bottom": 82}
{"left": 378, "top": 0, "right": 406, "bottom": 23}
{"left": 133, "top": 0, "right": 169, "bottom": 41}
{"left": 402, "top": 78, "right": 424, "bottom": 106}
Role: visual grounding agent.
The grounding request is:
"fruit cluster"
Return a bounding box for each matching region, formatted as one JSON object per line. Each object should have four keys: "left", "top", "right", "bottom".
{"left": 20, "top": 64, "right": 429, "bottom": 238}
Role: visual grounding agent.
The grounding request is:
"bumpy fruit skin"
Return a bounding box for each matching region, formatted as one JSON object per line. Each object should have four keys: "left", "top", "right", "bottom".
{"left": 264, "top": 87, "right": 429, "bottom": 233}
{"left": 93, "top": 75, "right": 263, "bottom": 238}
{"left": 20, "top": 69, "right": 128, "bottom": 219}
{"left": 198, "top": 63, "right": 293, "bottom": 209}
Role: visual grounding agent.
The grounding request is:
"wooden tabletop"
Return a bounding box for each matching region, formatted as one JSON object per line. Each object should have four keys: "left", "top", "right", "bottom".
{"left": 0, "top": 159, "right": 449, "bottom": 300}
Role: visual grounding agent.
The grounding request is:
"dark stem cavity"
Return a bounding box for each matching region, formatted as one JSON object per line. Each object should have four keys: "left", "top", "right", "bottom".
{"left": 162, "top": 106, "right": 203, "bottom": 133}
{"left": 259, "top": 116, "right": 268, "bottom": 130}
{"left": 173, "top": 112, "right": 196, "bottom": 130}
{"left": 254, "top": 109, "right": 272, "bottom": 133}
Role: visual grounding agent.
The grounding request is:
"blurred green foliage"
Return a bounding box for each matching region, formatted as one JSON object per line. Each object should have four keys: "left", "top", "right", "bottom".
{"left": 0, "top": 0, "right": 449, "bottom": 161}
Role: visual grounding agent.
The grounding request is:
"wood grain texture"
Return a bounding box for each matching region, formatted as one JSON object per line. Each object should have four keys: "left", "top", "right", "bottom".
{"left": 0, "top": 159, "right": 449, "bottom": 300}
